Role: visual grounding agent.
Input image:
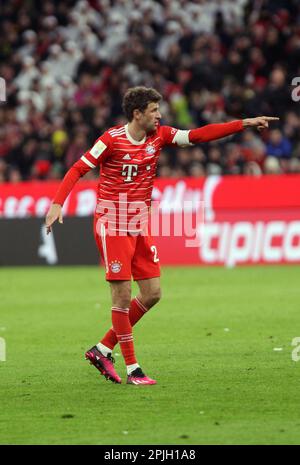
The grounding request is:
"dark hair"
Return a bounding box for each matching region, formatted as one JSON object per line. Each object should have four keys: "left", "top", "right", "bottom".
{"left": 122, "top": 86, "right": 162, "bottom": 121}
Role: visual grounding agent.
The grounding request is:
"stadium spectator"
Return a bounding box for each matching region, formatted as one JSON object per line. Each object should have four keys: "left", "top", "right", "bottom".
{"left": 265, "top": 128, "right": 292, "bottom": 160}
{"left": 264, "top": 156, "right": 282, "bottom": 175}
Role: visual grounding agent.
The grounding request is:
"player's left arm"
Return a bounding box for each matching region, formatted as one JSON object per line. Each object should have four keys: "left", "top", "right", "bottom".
{"left": 160, "top": 116, "right": 279, "bottom": 147}
{"left": 45, "top": 133, "right": 112, "bottom": 234}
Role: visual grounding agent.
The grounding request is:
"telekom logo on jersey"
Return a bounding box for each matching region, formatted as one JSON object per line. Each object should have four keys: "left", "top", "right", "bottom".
{"left": 121, "top": 164, "right": 138, "bottom": 182}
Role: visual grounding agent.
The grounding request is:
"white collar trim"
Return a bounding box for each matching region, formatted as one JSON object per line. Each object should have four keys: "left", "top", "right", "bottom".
{"left": 125, "top": 124, "right": 146, "bottom": 145}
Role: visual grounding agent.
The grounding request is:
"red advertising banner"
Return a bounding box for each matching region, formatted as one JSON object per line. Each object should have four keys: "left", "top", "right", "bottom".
{"left": 153, "top": 176, "right": 300, "bottom": 266}
{"left": 1, "top": 175, "right": 300, "bottom": 266}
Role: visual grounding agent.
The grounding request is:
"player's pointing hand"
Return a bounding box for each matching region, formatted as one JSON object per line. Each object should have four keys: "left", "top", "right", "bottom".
{"left": 242, "top": 116, "right": 280, "bottom": 131}
{"left": 45, "top": 203, "right": 63, "bottom": 235}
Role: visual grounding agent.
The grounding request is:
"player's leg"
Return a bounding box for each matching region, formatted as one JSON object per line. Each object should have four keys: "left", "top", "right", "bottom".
{"left": 123, "top": 234, "right": 161, "bottom": 385}
{"left": 109, "top": 280, "right": 139, "bottom": 375}
{"left": 86, "top": 280, "right": 138, "bottom": 385}
{"left": 108, "top": 272, "right": 156, "bottom": 384}
{"left": 104, "top": 277, "right": 161, "bottom": 347}
{"left": 85, "top": 219, "right": 134, "bottom": 384}
{"left": 99, "top": 300, "right": 146, "bottom": 349}
{"left": 92, "top": 222, "right": 141, "bottom": 356}
{"left": 132, "top": 234, "right": 161, "bottom": 309}
{"left": 99, "top": 237, "right": 161, "bottom": 351}
{"left": 105, "top": 240, "right": 159, "bottom": 385}
{"left": 100, "top": 247, "right": 162, "bottom": 364}
{"left": 99, "top": 290, "right": 156, "bottom": 351}
{"left": 104, "top": 277, "right": 161, "bottom": 385}
{"left": 89, "top": 220, "right": 157, "bottom": 385}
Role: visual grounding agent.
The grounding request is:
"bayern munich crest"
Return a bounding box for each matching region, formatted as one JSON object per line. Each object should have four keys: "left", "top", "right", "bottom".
{"left": 110, "top": 260, "right": 122, "bottom": 273}
{"left": 146, "top": 144, "right": 155, "bottom": 154}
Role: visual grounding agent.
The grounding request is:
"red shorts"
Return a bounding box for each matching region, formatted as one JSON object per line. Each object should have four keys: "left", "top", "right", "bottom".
{"left": 93, "top": 217, "right": 160, "bottom": 281}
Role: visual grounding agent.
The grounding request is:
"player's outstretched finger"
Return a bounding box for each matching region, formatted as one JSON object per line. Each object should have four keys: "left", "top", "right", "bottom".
{"left": 264, "top": 116, "right": 280, "bottom": 121}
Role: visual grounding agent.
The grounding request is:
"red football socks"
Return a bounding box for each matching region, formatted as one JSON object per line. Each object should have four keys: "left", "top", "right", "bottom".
{"left": 111, "top": 306, "right": 137, "bottom": 366}
{"left": 100, "top": 297, "right": 148, "bottom": 351}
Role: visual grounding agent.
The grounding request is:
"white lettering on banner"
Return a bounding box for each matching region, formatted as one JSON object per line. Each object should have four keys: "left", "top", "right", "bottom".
{"left": 0, "top": 192, "right": 90, "bottom": 218}
{"left": 227, "top": 222, "right": 253, "bottom": 267}
{"left": 219, "top": 222, "right": 230, "bottom": 262}
{"left": 165, "top": 182, "right": 187, "bottom": 212}
{"left": 3, "top": 196, "right": 35, "bottom": 217}
{"left": 199, "top": 221, "right": 300, "bottom": 266}
{"left": 3, "top": 197, "right": 18, "bottom": 217}
{"left": 152, "top": 178, "right": 219, "bottom": 214}
{"left": 284, "top": 221, "right": 300, "bottom": 260}
{"left": 263, "top": 221, "right": 285, "bottom": 261}
{"left": 1, "top": 196, "right": 51, "bottom": 218}
{"left": 0, "top": 179, "right": 220, "bottom": 218}
{"left": 253, "top": 222, "right": 264, "bottom": 261}
{"left": 17, "top": 196, "right": 34, "bottom": 217}
{"left": 203, "top": 176, "right": 221, "bottom": 221}
{"left": 76, "top": 190, "right": 97, "bottom": 216}
{"left": 35, "top": 197, "right": 52, "bottom": 217}
{"left": 200, "top": 222, "right": 220, "bottom": 263}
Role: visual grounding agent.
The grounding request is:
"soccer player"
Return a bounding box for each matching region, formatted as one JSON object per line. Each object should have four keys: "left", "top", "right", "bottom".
{"left": 45, "top": 87, "right": 278, "bottom": 385}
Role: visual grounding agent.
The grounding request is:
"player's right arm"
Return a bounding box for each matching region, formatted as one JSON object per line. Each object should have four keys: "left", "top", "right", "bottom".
{"left": 45, "top": 133, "right": 112, "bottom": 234}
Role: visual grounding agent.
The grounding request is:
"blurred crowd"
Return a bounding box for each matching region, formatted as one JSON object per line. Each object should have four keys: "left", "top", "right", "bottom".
{"left": 1, "top": 0, "right": 300, "bottom": 183}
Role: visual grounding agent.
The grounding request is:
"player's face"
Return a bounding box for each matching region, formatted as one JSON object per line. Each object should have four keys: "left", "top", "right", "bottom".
{"left": 140, "top": 102, "right": 161, "bottom": 133}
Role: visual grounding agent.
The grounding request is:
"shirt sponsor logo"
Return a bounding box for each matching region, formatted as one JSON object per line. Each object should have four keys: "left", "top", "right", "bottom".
{"left": 122, "top": 164, "right": 138, "bottom": 182}
{"left": 110, "top": 260, "right": 122, "bottom": 273}
{"left": 90, "top": 140, "right": 107, "bottom": 159}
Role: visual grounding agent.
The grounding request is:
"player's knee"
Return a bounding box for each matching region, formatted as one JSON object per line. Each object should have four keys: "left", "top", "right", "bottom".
{"left": 144, "top": 288, "right": 161, "bottom": 309}
{"left": 113, "top": 299, "right": 131, "bottom": 309}
{"left": 110, "top": 283, "right": 131, "bottom": 309}
{"left": 114, "top": 293, "right": 131, "bottom": 309}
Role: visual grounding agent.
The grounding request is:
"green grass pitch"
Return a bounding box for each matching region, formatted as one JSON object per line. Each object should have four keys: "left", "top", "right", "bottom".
{"left": 1, "top": 265, "right": 300, "bottom": 445}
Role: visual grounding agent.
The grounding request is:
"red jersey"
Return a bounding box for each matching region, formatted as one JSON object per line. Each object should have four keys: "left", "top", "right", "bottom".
{"left": 53, "top": 119, "right": 243, "bottom": 233}
{"left": 81, "top": 124, "right": 179, "bottom": 233}
{"left": 82, "top": 124, "right": 177, "bottom": 199}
